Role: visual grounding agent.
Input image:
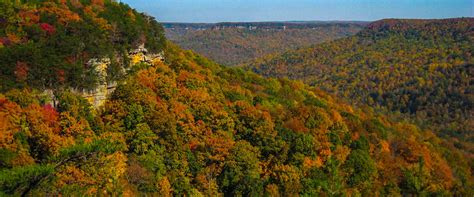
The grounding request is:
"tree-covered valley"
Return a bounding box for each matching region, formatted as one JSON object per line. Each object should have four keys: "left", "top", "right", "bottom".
{"left": 164, "top": 22, "right": 366, "bottom": 66}
{"left": 0, "top": 0, "right": 472, "bottom": 196}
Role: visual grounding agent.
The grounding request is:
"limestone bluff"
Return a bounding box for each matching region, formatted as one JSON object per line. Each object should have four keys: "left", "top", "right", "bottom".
{"left": 45, "top": 44, "right": 164, "bottom": 108}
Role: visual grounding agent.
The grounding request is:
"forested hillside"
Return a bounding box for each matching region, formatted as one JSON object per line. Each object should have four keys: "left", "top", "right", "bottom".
{"left": 247, "top": 18, "right": 473, "bottom": 146}
{"left": 2, "top": 43, "right": 472, "bottom": 196}
{"left": 0, "top": 1, "right": 472, "bottom": 196}
{"left": 165, "top": 22, "right": 366, "bottom": 65}
{"left": 0, "top": 0, "right": 166, "bottom": 92}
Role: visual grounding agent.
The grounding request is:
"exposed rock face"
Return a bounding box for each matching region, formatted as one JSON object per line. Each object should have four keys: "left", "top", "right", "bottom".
{"left": 80, "top": 58, "right": 112, "bottom": 107}
{"left": 129, "top": 44, "right": 165, "bottom": 65}
{"left": 78, "top": 46, "right": 164, "bottom": 108}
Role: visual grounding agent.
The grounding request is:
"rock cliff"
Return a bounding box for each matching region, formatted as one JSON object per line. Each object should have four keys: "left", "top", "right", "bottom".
{"left": 81, "top": 45, "right": 164, "bottom": 107}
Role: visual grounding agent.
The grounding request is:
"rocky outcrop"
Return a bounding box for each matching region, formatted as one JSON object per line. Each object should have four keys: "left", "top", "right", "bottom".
{"left": 80, "top": 57, "right": 113, "bottom": 107}
{"left": 129, "top": 44, "right": 165, "bottom": 65}
{"left": 43, "top": 46, "right": 164, "bottom": 108}
{"left": 81, "top": 45, "right": 164, "bottom": 108}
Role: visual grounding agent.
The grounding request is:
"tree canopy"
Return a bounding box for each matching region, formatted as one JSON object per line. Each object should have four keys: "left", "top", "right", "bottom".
{"left": 0, "top": 2, "right": 472, "bottom": 196}
{"left": 247, "top": 18, "right": 474, "bottom": 151}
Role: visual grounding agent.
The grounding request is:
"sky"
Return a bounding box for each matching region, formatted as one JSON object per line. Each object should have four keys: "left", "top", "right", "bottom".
{"left": 121, "top": 0, "right": 473, "bottom": 23}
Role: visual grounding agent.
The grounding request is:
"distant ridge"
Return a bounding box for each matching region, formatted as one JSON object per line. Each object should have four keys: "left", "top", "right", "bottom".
{"left": 364, "top": 17, "right": 474, "bottom": 32}
{"left": 163, "top": 21, "right": 370, "bottom": 29}
{"left": 164, "top": 21, "right": 366, "bottom": 65}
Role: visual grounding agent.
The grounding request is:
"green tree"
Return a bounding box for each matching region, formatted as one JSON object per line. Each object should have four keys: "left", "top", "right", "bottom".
{"left": 219, "top": 141, "right": 263, "bottom": 196}
{"left": 344, "top": 149, "right": 377, "bottom": 188}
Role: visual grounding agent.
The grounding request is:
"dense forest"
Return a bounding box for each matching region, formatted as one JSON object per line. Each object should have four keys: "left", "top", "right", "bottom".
{"left": 247, "top": 18, "right": 474, "bottom": 150}
{"left": 0, "top": 1, "right": 473, "bottom": 196}
{"left": 165, "top": 22, "right": 366, "bottom": 65}
{"left": 0, "top": 0, "right": 166, "bottom": 92}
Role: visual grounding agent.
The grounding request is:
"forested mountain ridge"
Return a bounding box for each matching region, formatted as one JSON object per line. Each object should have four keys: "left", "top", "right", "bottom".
{"left": 165, "top": 22, "right": 367, "bottom": 65}
{"left": 0, "top": 1, "right": 472, "bottom": 196}
{"left": 247, "top": 18, "right": 473, "bottom": 145}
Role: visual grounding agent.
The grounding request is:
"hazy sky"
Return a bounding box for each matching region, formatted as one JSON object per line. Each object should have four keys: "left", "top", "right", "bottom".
{"left": 121, "top": 0, "right": 473, "bottom": 23}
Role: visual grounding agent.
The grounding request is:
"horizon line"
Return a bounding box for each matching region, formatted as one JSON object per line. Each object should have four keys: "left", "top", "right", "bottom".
{"left": 156, "top": 17, "right": 472, "bottom": 24}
